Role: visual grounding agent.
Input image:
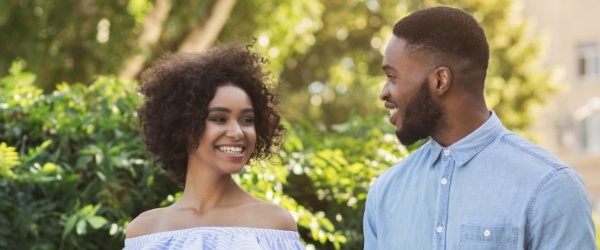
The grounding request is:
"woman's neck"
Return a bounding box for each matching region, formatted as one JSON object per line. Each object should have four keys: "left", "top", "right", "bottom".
{"left": 176, "top": 171, "right": 245, "bottom": 214}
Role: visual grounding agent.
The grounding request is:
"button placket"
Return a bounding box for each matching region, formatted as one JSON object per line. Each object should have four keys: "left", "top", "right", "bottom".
{"left": 434, "top": 149, "right": 455, "bottom": 250}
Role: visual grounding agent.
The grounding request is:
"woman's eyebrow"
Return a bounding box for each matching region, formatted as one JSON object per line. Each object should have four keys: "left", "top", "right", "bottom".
{"left": 207, "top": 107, "right": 254, "bottom": 113}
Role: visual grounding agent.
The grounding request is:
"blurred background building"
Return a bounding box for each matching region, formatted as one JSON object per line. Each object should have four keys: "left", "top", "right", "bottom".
{"left": 523, "top": 0, "right": 600, "bottom": 206}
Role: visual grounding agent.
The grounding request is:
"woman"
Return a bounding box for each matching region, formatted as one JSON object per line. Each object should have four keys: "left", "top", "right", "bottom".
{"left": 124, "top": 43, "right": 304, "bottom": 249}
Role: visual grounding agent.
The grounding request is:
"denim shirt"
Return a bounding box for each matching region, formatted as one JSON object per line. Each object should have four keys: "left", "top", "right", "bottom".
{"left": 363, "top": 111, "right": 596, "bottom": 250}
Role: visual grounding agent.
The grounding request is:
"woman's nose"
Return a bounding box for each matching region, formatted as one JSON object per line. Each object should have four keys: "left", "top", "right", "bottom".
{"left": 225, "top": 122, "right": 244, "bottom": 140}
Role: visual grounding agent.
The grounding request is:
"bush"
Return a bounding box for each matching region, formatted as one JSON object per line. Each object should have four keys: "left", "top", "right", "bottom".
{"left": 0, "top": 61, "right": 178, "bottom": 249}
{"left": 279, "top": 117, "right": 392, "bottom": 249}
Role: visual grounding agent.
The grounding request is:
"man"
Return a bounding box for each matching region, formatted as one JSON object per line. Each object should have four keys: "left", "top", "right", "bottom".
{"left": 363, "top": 6, "right": 597, "bottom": 250}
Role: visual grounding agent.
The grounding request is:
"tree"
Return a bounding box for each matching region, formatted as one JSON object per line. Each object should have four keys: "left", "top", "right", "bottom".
{"left": 1, "top": 0, "right": 137, "bottom": 91}
{"left": 0, "top": 0, "right": 236, "bottom": 91}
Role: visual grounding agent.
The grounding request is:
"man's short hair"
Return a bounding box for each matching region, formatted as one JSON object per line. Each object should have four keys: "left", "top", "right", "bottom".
{"left": 393, "top": 6, "right": 489, "bottom": 74}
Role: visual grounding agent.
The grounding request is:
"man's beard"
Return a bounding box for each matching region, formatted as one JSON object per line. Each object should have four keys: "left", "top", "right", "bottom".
{"left": 396, "top": 79, "right": 444, "bottom": 146}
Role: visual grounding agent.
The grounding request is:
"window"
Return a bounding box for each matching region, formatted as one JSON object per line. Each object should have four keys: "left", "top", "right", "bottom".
{"left": 577, "top": 44, "right": 599, "bottom": 80}
{"left": 580, "top": 112, "right": 600, "bottom": 154}
{"left": 556, "top": 117, "right": 574, "bottom": 148}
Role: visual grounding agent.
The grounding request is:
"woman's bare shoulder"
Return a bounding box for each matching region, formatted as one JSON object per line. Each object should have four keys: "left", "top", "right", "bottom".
{"left": 125, "top": 208, "right": 169, "bottom": 238}
{"left": 244, "top": 201, "right": 298, "bottom": 232}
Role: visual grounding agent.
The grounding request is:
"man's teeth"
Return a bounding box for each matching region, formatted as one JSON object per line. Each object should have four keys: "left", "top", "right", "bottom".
{"left": 389, "top": 108, "right": 399, "bottom": 116}
{"left": 218, "top": 146, "right": 243, "bottom": 155}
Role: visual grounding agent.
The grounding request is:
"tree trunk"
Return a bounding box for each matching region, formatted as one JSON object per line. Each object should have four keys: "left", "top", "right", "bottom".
{"left": 178, "top": 0, "right": 237, "bottom": 53}
{"left": 119, "top": 0, "right": 171, "bottom": 79}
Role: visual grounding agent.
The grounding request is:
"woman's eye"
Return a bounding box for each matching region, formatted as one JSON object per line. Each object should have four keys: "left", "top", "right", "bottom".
{"left": 209, "top": 117, "right": 226, "bottom": 122}
{"left": 241, "top": 117, "right": 254, "bottom": 124}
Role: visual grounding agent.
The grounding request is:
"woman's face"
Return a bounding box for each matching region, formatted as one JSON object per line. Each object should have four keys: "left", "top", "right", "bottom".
{"left": 189, "top": 84, "right": 257, "bottom": 175}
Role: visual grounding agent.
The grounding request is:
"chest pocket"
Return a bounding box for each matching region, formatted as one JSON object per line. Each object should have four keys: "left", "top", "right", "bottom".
{"left": 458, "top": 224, "right": 519, "bottom": 250}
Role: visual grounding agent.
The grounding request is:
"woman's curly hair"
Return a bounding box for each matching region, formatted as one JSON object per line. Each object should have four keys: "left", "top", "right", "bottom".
{"left": 137, "top": 43, "right": 285, "bottom": 186}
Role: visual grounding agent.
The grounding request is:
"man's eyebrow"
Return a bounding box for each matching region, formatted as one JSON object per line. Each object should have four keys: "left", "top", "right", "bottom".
{"left": 382, "top": 65, "right": 395, "bottom": 71}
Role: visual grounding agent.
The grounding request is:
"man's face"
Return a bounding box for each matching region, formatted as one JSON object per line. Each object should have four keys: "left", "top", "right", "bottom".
{"left": 381, "top": 37, "right": 443, "bottom": 146}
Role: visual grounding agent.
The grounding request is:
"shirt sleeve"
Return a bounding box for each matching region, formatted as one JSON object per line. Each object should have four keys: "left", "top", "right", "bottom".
{"left": 363, "top": 182, "right": 379, "bottom": 250}
{"left": 525, "top": 168, "right": 597, "bottom": 250}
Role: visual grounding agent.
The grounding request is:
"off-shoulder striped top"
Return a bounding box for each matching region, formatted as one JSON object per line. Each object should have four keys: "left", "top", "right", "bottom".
{"left": 123, "top": 227, "right": 305, "bottom": 250}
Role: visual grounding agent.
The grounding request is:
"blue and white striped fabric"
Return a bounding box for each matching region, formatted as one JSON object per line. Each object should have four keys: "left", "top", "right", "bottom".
{"left": 124, "top": 227, "right": 305, "bottom": 250}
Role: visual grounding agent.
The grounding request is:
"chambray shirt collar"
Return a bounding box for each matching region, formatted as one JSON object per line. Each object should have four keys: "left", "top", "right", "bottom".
{"left": 428, "top": 111, "right": 504, "bottom": 168}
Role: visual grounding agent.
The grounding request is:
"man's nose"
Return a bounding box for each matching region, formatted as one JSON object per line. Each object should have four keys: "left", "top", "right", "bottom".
{"left": 380, "top": 82, "right": 390, "bottom": 101}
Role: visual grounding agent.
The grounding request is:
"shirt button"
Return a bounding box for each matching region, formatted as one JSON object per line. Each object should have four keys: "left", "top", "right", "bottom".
{"left": 436, "top": 226, "right": 443, "bottom": 233}
{"left": 483, "top": 229, "right": 491, "bottom": 237}
{"left": 440, "top": 178, "right": 447, "bottom": 185}
{"left": 443, "top": 149, "right": 450, "bottom": 156}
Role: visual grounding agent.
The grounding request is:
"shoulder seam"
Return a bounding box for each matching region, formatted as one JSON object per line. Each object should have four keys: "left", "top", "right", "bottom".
{"left": 499, "top": 134, "right": 566, "bottom": 170}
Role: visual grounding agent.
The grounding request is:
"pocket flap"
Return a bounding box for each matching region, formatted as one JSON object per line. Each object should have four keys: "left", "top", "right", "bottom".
{"left": 460, "top": 224, "right": 518, "bottom": 244}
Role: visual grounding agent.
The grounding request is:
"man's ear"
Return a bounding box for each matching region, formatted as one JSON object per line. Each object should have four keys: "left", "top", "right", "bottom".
{"left": 430, "top": 66, "right": 452, "bottom": 96}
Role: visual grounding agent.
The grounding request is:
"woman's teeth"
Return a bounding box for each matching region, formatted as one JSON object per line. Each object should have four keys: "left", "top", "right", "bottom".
{"left": 218, "top": 146, "right": 243, "bottom": 155}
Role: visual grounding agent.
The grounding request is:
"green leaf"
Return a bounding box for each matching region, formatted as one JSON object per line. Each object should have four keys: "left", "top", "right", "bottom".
{"left": 75, "top": 156, "right": 93, "bottom": 168}
{"left": 41, "top": 162, "right": 59, "bottom": 174}
{"left": 284, "top": 134, "right": 304, "bottom": 152}
{"left": 109, "top": 223, "right": 119, "bottom": 235}
{"left": 62, "top": 215, "right": 78, "bottom": 239}
{"left": 76, "top": 220, "right": 87, "bottom": 235}
{"left": 86, "top": 216, "right": 108, "bottom": 229}
{"left": 78, "top": 205, "right": 94, "bottom": 217}
{"left": 22, "top": 140, "right": 52, "bottom": 164}
{"left": 0, "top": 142, "right": 19, "bottom": 179}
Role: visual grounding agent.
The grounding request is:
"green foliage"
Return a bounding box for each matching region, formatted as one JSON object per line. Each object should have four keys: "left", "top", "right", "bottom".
{"left": 0, "top": 142, "right": 19, "bottom": 179}
{"left": 0, "top": 0, "right": 215, "bottom": 91}
{"left": 0, "top": 0, "right": 139, "bottom": 91}
{"left": 595, "top": 213, "right": 600, "bottom": 247}
{"left": 280, "top": 115, "right": 409, "bottom": 249}
{"left": 0, "top": 65, "right": 180, "bottom": 249}
{"left": 221, "top": 0, "right": 399, "bottom": 126}
{"left": 221, "top": 0, "right": 325, "bottom": 76}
